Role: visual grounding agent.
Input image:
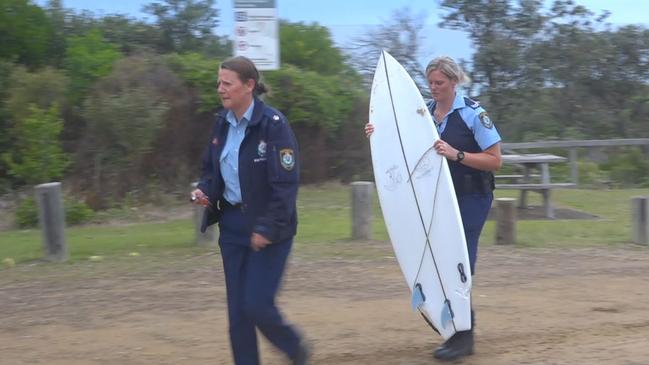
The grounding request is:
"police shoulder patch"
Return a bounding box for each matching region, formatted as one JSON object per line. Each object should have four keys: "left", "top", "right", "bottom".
{"left": 479, "top": 111, "right": 493, "bottom": 129}
{"left": 279, "top": 148, "right": 295, "bottom": 170}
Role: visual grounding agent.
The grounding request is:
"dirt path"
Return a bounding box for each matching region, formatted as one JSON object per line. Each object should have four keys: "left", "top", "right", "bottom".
{"left": 1, "top": 243, "right": 648, "bottom": 365}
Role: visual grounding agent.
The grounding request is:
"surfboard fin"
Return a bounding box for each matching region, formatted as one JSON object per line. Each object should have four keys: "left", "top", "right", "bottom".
{"left": 411, "top": 283, "right": 426, "bottom": 310}
{"left": 440, "top": 299, "right": 454, "bottom": 329}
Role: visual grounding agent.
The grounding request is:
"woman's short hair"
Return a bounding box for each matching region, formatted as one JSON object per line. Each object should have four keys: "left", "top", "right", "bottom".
{"left": 220, "top": 56, "right": 269, "bottom": 95}
{"left": 425, "top": 56, "right": 470, "bottom": 85}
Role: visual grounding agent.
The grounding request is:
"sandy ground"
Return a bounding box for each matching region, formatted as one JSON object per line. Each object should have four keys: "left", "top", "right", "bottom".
{"left": 1, "top": 242, "right": 649, "bottom": 365}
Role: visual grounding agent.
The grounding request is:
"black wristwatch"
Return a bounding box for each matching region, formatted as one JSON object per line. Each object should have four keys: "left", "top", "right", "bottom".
{"left": 456, "top": 151, "right": 465, "bottom": 162}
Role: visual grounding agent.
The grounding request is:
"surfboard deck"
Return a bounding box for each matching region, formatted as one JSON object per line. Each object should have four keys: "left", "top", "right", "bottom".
{"left": 369, "top": 50, "right": 472, "bottom": 340}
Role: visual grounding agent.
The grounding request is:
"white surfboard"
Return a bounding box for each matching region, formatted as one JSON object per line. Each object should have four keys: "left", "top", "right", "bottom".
{"left": 369, "top": 50, "right": 472, "bottom": 340}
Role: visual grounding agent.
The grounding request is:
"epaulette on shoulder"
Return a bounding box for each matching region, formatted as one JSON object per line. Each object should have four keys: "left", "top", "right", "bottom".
{"left": 263, "top": 106, "right": 286, "bottom": 124}
{"left": 464, "top": 97, "right": 480, "bottom": 109}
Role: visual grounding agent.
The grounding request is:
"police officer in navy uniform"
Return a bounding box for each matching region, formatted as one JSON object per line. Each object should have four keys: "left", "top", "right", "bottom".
{"left": 366, "top": 56, "right": 502, "bottom": 361}
{"left": 191, "top": 56, "right": 310, "bottom": 365}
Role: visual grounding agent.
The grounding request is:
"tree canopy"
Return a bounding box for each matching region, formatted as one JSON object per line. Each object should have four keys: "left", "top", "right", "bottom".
{"left": 0, "top": 0, "right": 53, "bottom": 67}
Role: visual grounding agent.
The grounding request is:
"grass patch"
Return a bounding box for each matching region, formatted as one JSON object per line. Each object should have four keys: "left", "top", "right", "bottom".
{"left": 295, "top": 183, "right": 389, "bottom": 244}
{"left": 482, "top": 188, "right": 644, "bottom": 247}
{"left": 0, "top": 184, "right": 645, "bottom": 266}
{"left": 0, "top": 220, "right": 199, "bottom": 265}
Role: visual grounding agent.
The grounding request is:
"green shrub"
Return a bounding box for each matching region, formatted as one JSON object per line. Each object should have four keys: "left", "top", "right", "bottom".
{"left": 602, "top": 148, "right": 649, "bottom": 187}
{"left": 65, "top": 198, "right": 94, "bottom": 225}
{"left": 14, "top": 195, "right": 94, "bottom": 228}
{"left": 577, "top": 161, "right": 610, "bottom": 187}
{"left": 15, "top": 196, "right": 38, "bottom": 228}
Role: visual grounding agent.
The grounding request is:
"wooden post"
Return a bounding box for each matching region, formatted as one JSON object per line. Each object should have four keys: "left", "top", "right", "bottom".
{"left": 495, "top": 198, "right": 516, "bottom": 245}
{"left": 569, "top": 148, "right": 579, "bottom": 186}
{"left": 631, "top": 196, "right": 649, "bottom": 245}
{"left": 191, "top": 183, "right": 216, "bottom": 247}
{"left": 351, "top": 181, "right": 373, "bottom": 240}
{"left": 35, "top": 182, "right": 68, "bottom": 262}
{"left": 518, "top": 167, "right": 530, "bottom": 209}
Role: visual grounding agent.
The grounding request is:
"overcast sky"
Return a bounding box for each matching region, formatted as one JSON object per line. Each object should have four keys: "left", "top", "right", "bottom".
{"left": 34, "top": 0, "right": 649, "bottom": 65}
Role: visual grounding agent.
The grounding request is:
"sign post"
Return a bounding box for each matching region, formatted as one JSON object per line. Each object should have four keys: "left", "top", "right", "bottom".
{"left": 233, "top": 0, "right": 279, "bottom": 71}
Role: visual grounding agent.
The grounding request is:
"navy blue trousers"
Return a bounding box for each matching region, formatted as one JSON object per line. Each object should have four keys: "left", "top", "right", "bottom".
{"left": 218, "top": 207, "right": 300, "bottom": 365}
{"left": 457, "top": 193, "right": 493, "bottom": 274}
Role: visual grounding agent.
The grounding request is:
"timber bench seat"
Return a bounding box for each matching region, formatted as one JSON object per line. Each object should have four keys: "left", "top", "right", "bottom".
{"left": 498, "top": 154, "right": 576, "bottom": 218}
{"left": 495, "top": 182, "right": 576, "bottom": 218}
{"left": 495, "top": 174, "right": 540, "bottom": 183}
{"left": 496, "top": 183, "right": 576, "bottom": 190}
{"left": 495, "top": 174, "right": 525, "bottom": 179}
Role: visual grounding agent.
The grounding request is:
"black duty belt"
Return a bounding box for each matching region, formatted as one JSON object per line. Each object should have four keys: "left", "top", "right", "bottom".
{"left": 220, "top": 199, "right": 243, "bottom": 210}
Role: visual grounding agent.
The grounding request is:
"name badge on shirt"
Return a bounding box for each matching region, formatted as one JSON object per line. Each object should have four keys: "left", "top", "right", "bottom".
{"left": 257, "top": 140, "right": 267, "bottom": 157}
{"left": 254, "top": 140, "right": 268, "bottom": 163}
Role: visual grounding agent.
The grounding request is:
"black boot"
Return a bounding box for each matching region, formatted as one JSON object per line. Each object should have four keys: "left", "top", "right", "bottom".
{"left": 433, "top": 334, "right": 456, "bottom": 357}
{"left": 433, "top": 330, "right": 474, "bottom": 361}
{"left": 292, "top": 340, "right": 311, "bottom": 365}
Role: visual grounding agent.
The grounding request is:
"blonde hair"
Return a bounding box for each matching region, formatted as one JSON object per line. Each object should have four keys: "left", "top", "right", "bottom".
{"left": 425, "top": 56, "right": 470, "bottom": 85}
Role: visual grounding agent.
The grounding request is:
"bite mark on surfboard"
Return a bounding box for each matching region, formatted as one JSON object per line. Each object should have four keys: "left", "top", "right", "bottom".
{"left": 455, "top": 288, "right": 471, "bottom": 300}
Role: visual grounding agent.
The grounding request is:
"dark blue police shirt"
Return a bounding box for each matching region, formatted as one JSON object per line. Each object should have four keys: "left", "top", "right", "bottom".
{"left": 197, "top": 97, "right": 299, "bottom": 243}
{"left": 428, "top": 94, "right": 501, "bottom": 196}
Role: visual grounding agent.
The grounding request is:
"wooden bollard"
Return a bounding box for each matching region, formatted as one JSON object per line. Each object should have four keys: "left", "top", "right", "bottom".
{"left": 495, "top": 198, "right": 517, "bottom": 245}
{"left": 35, "top": 182, "right": 68, "bottom": 262}
{"left": 631, "top": 196, "right": 649, "bottom": 245}
{"left": 351, "top": 181, "right": 373, "bottom": 240}
{"left": 191, "top": 183, "right": 216, "bottom": 247}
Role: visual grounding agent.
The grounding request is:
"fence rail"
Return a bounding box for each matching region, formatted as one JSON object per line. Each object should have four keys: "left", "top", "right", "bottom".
{"left": 503, "top": 138, "right": 649, "bottom": 150}
{"left": 501, "top": 138, "right": 649, "bottom": 186}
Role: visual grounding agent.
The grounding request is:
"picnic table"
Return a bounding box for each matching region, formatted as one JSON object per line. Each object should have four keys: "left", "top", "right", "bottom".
{"left": 496, "top": 154, "right": 576, "bottom": 218}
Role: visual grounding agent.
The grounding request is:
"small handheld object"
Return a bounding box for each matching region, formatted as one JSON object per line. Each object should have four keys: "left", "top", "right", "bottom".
{"left": 190, "top": 193, "right": 211, "bottom": 208}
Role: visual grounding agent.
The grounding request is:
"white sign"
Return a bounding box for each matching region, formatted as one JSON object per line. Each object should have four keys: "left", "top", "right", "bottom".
{"left": 233, "top": 0, "right": 279, "bottom": 71}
